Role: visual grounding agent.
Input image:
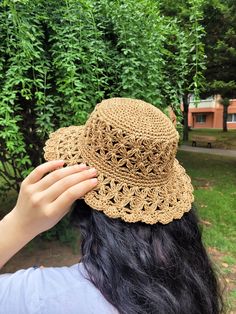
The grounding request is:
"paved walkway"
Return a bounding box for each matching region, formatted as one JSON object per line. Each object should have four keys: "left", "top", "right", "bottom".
{"left": 178, "top": 144, "right": 236, "bottom": 158}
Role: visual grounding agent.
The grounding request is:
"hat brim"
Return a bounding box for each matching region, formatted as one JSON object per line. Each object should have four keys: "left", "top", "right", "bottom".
{"left": 44, "top": 126, "right": 194, "bottom": 224}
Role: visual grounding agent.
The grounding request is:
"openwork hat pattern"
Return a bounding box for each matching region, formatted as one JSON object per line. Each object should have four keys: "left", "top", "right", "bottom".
{"left": 44, "top": 98, "right": 194, "bottom": 224}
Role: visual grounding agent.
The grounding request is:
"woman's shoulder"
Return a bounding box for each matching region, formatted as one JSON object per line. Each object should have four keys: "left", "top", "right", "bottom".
{"left": 0, "top": 263, "right": 118, "bottom": 314}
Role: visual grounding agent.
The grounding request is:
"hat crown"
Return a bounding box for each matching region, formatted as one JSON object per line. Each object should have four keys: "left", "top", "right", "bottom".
{"left": 82, "top": 98, "right": 179, "bottom": 186}
{"left": 92, "top": 98, "right": 178, "bottom": 141}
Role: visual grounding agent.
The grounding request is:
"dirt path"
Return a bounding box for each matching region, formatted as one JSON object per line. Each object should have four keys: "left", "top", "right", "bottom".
{"left": 179, "top": 144, "right": 236, "bottom": 158}
{"left": 0, "top": 239, "right": 80, "bottom": 273}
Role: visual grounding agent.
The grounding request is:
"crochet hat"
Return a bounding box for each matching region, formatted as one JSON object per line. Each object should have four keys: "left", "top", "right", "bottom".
{"left": 43, "top": 98, "right": 194, "bottom": 225}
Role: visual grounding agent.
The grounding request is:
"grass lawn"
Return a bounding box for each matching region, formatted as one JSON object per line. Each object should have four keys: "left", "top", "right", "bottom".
{"left": 185, "top": 128, "right": 236, "bottom": 150}
{"left": 177, "top": 150, "right": 236, "bottom": 311}
{"left": 177, "top": 150, "right": 236, "bottom": 254}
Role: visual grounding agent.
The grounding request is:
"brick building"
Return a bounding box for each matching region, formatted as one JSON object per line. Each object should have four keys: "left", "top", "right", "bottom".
{"left": 187, "top": 95, "right": 236, "bottom": 129}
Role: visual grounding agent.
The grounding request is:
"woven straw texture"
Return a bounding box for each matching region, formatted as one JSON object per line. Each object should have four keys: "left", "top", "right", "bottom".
{"left": 44, "top": 98, "right": 194, "bottom": 224}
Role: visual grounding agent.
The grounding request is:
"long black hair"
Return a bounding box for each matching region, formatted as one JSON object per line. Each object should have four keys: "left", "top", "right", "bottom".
{"left": 71, "top": 200, "right": 224, "bottom": 314}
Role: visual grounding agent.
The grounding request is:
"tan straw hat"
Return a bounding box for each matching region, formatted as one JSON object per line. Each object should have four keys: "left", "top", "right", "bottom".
{"left": 43, "top": 98, "right": 194, "bottom": 225}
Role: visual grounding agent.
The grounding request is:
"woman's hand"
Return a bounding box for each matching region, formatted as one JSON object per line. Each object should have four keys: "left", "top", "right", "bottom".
{"left": 0, "top": 160, "right": 98, "bottom": 269}
{"left": 12, "top": 160, "right": 98, "bottom": 236}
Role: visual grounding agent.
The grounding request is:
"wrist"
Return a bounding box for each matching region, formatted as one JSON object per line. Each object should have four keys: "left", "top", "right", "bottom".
{"left": 0, "top": 211, "right": 36, "bottom": 269}
{"left": 5, "top": 208, "right": 37, "bottom": 239}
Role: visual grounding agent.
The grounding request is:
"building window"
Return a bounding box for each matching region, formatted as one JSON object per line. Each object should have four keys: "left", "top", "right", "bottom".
{"left": 196, "top": 114, "right": 206, "bottom": 123}
{"left": 227, "top": 113, "right": 236, "bottom": 123}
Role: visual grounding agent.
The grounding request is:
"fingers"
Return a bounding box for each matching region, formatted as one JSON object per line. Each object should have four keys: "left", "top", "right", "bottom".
{"left": 42, "top": 167, "right": 98, "bottom": 203}
{"left": 34, "top": 163, "right": 89, "bottom": 191}
{"left": 24, "top": 160, "right": 65, "bottom": 185}
{"left": 14, "top": 160, "right": 99, "bottom": 237}
{"left": 50, "top": 177, "right": 98, "bottom": 215}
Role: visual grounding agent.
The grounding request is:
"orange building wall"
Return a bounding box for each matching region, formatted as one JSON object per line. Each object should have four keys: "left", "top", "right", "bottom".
{"left": 225, "top": 99, "right": 236, "bottom": 129}
{"left": 188, "top": 99, "right": 236, "bottom": 129}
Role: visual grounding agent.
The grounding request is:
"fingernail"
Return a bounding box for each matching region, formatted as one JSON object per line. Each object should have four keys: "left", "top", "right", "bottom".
{"left": 88, "top": 167, "right": 97, "bottom": 173}
{"left": 79, "top": 163, "right": 87, "bottom": 168}
{"left": 90, "top": 178, "right": 98, "bottom": 184}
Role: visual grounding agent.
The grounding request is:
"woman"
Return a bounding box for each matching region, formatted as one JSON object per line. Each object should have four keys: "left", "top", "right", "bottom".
{"left": 0, "top": 98, "right": 223, "bottom": 313}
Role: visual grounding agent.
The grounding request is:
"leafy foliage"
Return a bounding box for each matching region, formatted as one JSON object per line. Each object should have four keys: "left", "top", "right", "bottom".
{"left": 201, "top": 0, "right": 236, "bottom": 131}
{"left": 202, "top": 0, "right": 236, "bottom": 93}
{"left": 0, "top": 0, "right": 205, "bottom": 194}
{"left": 160, "top": 0, "right": 206, "bottom": 141}
{"left": 160, "top": 0, "right": 206, "bottom": 100}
